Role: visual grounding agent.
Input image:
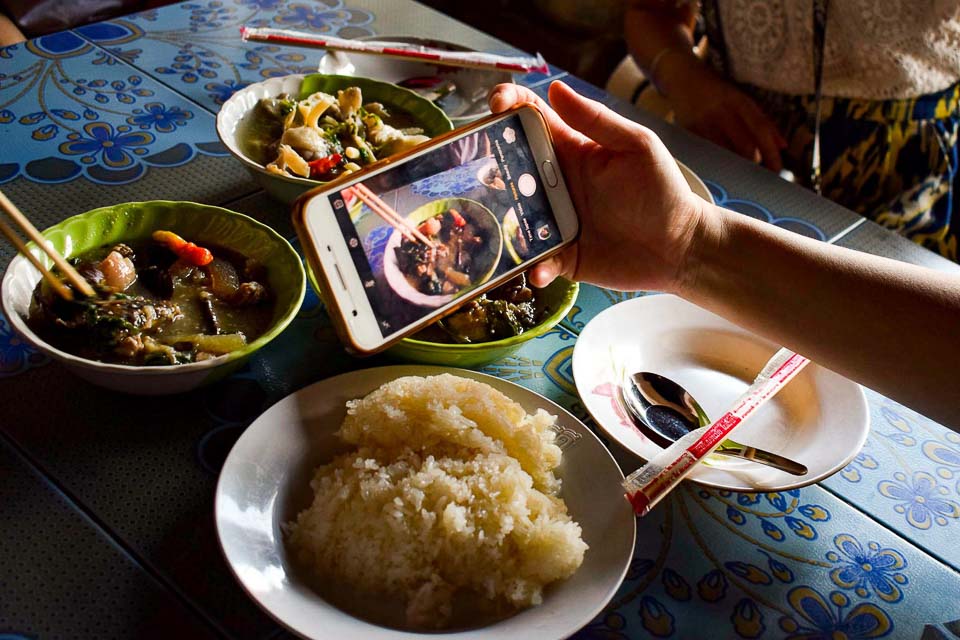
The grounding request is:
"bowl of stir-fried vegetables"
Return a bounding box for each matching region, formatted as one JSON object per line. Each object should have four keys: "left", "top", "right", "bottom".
{"left": 217, "top": 74, "right": 454, "bottom": 204}
{"left": 1, "top": 201, "right": 305, "bottom": 394}
{"left": 387, "top": 274, "right": 579, "bottom": 367}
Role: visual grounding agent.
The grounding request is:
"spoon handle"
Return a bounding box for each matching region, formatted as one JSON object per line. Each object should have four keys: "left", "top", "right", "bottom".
{"left": 623, "top": 349, "right": 810, "bottom": 516}
{"left": 714, "top": 444, "right": 808, "bottom": 476}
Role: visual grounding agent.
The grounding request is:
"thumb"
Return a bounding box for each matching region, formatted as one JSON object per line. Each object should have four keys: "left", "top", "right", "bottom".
{"left": 548, "top": 81, "right": 654, "bottom": 153}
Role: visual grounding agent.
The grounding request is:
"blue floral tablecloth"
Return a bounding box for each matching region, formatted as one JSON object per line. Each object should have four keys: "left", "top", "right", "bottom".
{"left": 1, "top": 2, "right": 958, "bottom": 639}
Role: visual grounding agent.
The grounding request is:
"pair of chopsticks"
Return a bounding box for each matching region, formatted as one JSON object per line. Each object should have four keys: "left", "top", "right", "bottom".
{"left": 348, "top": 184, "right": 437, "bottom": 249}
{"left": 0, "top": 190, "right": 95, "bottom": 300}
{"left": 240, "top": 27, "right": 550, "bottom": 75}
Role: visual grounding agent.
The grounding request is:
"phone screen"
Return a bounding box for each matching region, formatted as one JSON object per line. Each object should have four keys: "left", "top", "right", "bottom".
{"left": 326, "top": 113, "right": 563, "bottom": 337}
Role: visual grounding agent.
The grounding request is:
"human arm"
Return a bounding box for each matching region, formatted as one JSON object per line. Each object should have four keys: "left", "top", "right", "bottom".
{"left": 684, "top": 207, "right": 960, "bottom": 429}
{"left": 489, "top": 81, "right": 960, "bottom": 429}
{"left": 624, "top": 0, "right": 786, "bottom": 171}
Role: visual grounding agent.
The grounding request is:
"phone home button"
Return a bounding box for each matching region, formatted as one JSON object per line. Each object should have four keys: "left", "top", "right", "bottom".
{"left": 541, "top": 160, "right": 559, "bottom": 187}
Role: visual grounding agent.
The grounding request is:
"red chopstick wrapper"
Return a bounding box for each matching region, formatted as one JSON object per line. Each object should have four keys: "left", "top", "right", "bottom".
{"left": 240, "top": 26, "right": 549, "bottom": 75}
{"left": 622, "top": 348, "right": 810, "bottom": 516}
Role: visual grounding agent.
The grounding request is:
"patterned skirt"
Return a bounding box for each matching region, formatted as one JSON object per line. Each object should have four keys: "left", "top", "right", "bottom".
{"left": 746, "top": 82, "right": 960, "bottom": 261}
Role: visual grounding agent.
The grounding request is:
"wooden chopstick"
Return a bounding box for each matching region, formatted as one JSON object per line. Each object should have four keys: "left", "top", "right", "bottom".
{"left": 0, "top": 190, "right": 96, "bottom": 298}
{"left": 0, "top": 217, "right": 75, "bottom": 300}
{"left": 352, "top": 183, "right": 437, "bottom": 249}
{"left": 353, "top": 183, "right": 431, "bottom": 246}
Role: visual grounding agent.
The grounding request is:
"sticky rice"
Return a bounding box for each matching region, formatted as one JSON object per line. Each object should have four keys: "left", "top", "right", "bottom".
{"left": 287, "top": 374, "right": 587, "bottom": 628}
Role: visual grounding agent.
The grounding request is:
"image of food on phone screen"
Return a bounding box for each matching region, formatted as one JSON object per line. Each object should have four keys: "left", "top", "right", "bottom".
{"left": 327, "top": 113, "right": 564, "bottom": 339}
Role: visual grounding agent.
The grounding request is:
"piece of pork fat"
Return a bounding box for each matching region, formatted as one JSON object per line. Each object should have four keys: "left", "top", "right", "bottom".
{"left": 99, "top": 250, "right": 137, "bottom": 291}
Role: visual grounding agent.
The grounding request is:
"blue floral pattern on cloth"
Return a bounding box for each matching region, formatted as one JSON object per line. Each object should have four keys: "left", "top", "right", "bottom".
{"left": 127, "top": 102, "right": 193, "bottom": 132}
{"left": 822, "top": 390, "right": 960, "bottom": 571}
{"left": 0, "top": 24, "right": 226, "bottom": 185}
{"left": 0, "top": 311, "right": 47, "bottom": 376}
{"left": 877, "top": 471, "right": 960, "bottom": 529}
{"left": 778, "top": 587, "right": 893, "bottom": 639}
{"left": 91, "top": 0, "right": 375, "bottom": 110}
{"left": 826, "top": 534, "right": 908, "bottom": 602}
{"left": 704, "top": 180, "right": 826, "bottom": 240}
{"left": 0, "top": 0, "right": 375, "bottom": 186}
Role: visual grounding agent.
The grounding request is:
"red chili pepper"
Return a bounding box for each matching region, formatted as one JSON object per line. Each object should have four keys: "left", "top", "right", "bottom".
{"left": 449, "top": 209, "right": 467, "bottom": 228}
{"left": 152, "top": 230, "right": 214, "bottom": 267}
{"left": 308, "top": 153, "right": 343, "bottom": 180}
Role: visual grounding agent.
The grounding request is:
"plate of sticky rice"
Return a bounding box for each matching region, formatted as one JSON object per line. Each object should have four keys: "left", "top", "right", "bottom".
{"left": 215, "top": 365, "right": 635, "bottom": 639}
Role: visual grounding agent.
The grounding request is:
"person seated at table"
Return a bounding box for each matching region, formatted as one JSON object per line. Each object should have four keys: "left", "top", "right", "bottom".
{"left": 488, "top": 81, "right": 960, "bottom": 430}
{"left": 621, "top": 0, "right": 960, "bottom": 262}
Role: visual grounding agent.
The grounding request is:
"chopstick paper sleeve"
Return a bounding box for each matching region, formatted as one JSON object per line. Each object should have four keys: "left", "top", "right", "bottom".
{"left": 622, "top": 349, "right": 810, "bottom": 516}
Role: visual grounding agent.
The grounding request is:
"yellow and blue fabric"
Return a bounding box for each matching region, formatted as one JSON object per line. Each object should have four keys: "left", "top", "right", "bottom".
{"left": 701, "top": 0, "right": 960, "bottom": 261}
{"left": 748, "top": 83, "right": 960, "bottom": 262}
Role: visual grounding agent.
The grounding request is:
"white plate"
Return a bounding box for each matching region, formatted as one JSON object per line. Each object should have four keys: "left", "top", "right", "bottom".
{"left": 572, "top": 295, "right": 869, "bottom": 491}
{"left": 215, "top": 365, "right": 635, "bottom": 639}
{"left": 677, "top": 161, "right": 713, "bottom": 203}
{"left": 319, "top": 37, "right": 512, "bottom": 122}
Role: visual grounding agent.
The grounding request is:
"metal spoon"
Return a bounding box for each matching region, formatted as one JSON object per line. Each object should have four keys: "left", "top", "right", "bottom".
{"left": 621, "top": 372, "right": 808, "bottom": 476}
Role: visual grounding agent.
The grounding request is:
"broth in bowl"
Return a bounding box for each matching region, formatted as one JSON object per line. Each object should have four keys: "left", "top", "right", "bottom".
{"left": 27, "top": 231, "right": 274, "bottom": 366}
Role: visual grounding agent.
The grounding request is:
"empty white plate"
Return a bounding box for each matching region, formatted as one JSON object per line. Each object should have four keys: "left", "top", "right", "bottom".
{"left": 215, "top": 365, "right": 635, "bottom": 639}
{"left": 572, "top": 295, "right": 869, "bottom": 491}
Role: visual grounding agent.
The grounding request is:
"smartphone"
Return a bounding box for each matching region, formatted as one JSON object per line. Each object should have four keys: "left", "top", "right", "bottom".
{"left": 293, "top": 104, "right": 579, "bottom": 354}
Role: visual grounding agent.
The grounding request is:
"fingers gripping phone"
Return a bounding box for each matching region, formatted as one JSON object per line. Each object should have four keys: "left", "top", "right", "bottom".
{"left": 293, "top": 104, "right": 579, "bottom": 354}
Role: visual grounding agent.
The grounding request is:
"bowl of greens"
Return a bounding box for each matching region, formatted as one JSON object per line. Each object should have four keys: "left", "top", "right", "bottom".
{"left": 217, "top": 74, "right": 454, "bottom": 204}
{"left": 1, "top": 201, "right": 305, "bottom": 394}
{"left": 387, "top": 275, "right": 579, "bottom": 367}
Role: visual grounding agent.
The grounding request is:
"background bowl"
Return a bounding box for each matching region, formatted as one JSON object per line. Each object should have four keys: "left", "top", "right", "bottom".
{"left": 382, "top": 197, "right": 503, "bottom": 308}
{"left": 1, "top": 201, "right": 305, "bottom": 395}
{"left": 216, "top": 73, "right": 454, "bottom": 204}
{"left": 387, "top": 278, "right": 579, "bottom": 367}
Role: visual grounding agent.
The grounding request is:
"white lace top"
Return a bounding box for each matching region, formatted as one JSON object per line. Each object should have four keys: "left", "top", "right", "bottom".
{"left": 709, "top": 0, "right": 960, "bottom": 99}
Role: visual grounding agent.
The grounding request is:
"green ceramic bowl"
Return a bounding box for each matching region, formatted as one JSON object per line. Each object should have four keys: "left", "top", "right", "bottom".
{"left": 382, "top": 197, "right": 503, "bottom": 308}
{"left": 1, "top": 201, "right": 305, "bottom": 394}
{"left": 388, "top": 277, "right": 579, "bottom": 367}
{"left": 216, "top": 73, "right": 455, "bottom": 204}
{"left": 304, "top": 261, "right": 577, "bottom": 367}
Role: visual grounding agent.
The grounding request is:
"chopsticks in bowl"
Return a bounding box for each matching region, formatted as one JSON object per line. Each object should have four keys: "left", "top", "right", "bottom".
{"left": 348, "top": 183, "right": 437, "bottom": 249}
{"left": 0, "top": 190, "right": 95, "bottom": 300}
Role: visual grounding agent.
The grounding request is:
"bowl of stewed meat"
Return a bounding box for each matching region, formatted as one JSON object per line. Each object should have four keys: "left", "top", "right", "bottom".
{"left": 1, "top": 201, "right": 305, "bottom": 394}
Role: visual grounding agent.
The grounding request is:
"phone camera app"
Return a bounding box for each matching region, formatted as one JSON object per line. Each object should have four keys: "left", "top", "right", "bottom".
{"left": 328, "top": 113, "right": 563, "bottom": 338}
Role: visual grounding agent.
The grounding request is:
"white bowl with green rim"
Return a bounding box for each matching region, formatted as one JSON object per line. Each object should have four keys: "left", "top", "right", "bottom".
{"left": 0, "top": 200, "right": 305, "bottom": 395}
{"left": 216, "top": 73, "right": 455, "bottom": 204}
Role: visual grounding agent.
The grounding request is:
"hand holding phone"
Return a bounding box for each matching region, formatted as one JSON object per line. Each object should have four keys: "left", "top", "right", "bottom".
{"left": 294, "top": 104, "right": 579, "bottom": 354}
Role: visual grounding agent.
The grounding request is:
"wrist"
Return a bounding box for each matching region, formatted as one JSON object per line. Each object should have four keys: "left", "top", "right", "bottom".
{"left": 673, "top": 200, "right": 726, "bottom": 299}
{"left": 651, "top": 49, "right": 705, "bottom": 99}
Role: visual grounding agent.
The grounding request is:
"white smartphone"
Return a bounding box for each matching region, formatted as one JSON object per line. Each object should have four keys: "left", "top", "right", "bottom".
{"left": 293, "top": 104, "right": 579, "bottom": 354}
